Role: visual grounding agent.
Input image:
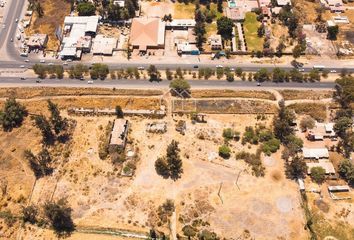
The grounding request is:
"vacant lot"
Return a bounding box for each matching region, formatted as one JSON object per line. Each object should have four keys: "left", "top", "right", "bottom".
{"left": 288, "top": 103, "right": 327, "bottom": 122}
{"left": 25, "top": 0, "right": 71, "bottom": 50}
{"left": 0, "top": 87, "right": 163, "bottom": 99}
{"left": 191, "top": 90, "right": 276, "bottom": 100}
{"left": 173, "top": 3, "right": 196, "bottom": 19}
{"left": 280, "top": 90, "right": 334, "bottom": 100}
{"left": 243, "top": 12, "right": 263, "bottom": 52}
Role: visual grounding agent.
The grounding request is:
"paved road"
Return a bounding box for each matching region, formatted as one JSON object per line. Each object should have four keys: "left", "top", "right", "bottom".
{"left": 0, "top": 76, "right": 336, "bottom": 90}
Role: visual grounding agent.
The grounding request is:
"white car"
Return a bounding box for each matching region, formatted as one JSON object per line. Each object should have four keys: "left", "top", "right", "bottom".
{"left": 216, "top": 65, "right": 223, "bottom": 68}
{"left": 298, "top": 68, "right": 305, "bottom": 72}
{"left": 230, "top": 68, "right": 235, "bottom": 71}
{"left": 40, "top": 59, "right": 45, "bottom": 63}
{"left": 24, "top": 59, "right": 29, "bottom": 62}
{"left": 137, "top": 66, "right": 144, "bottom": 70}
{"left": 20, "top": 65, "right": 25, "bottom": 68}
{"left": 87, "top": 80, "right": 93, "bottom": 84}
{"left": 63, "top": 62, "right": 68, "bottom": 66}
{"left": 15, "top": 18, "right": 18, "bottom": 23}
{"left": 48, "top": 63, "right": 53, "bottom": 65}
{"left": 330, "top": 70, "right": 337, "bottom": 73}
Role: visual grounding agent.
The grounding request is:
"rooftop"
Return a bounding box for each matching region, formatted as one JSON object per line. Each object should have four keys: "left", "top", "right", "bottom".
{"left": 110, "top": 119, "right": 128, "bottom": 146}
{"left": 307, "top": 161, "right": 335, "bottom": 174}
{"left": 92, "top": 35, "right": 118, "bottom": 55}
{"left": 302, "top": 147, "right": 329, "bottom": 159}
{"left": 130, "top": 18, "right": 165, "bottom": 49}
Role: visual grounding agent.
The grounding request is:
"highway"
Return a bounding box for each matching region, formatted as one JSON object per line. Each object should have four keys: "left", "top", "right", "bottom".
{"left": 0, "top": 0, "right": 351, "bottom": 86}
{"left": 0, "top": 76, "right": 336, "bottom": 89}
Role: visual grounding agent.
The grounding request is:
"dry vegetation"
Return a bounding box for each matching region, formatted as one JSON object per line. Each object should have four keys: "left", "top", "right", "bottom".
{"left": 280, "top": 90, "right": 334, "bottom": 100}
{"left": 25, "top": 0, "right": 72, "bottom": 50}
{"left": 0, "top": 87, "right": 163, "bottom": 99}
{"left": 288, "top": 103, "right": 327, "bottom": 121}
{"left": 191, "top": 90, "right": 276, "bottom": 100}
{"left": 293, "top": 0, "right": 321, "bottom": 24}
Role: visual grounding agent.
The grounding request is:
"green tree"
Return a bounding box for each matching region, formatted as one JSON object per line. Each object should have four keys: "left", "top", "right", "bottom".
{"left": 289, "top": 68, "right": 303, "bottom": 82}
{"left": 31, "top": 115, "right": 54, "bottom": 145}
{"left": 292, "top": 44, "right": 303, "bottom": 59}
{"left": 166, "top": 68, "right": 173, "bottom": 80}
{"left": 33, "top": 64, "right": 47, "bottom": 79}
{"left": 44, "top": 198, "right": 75, "bottom": 237}
{"left": 90, "top": 63, "right": 109, "bottom": 80}
{"left": 273, "top": 100, "right": 295, "bottom": 143}
{"left": 334, "top": 116, "right": 352, "bottom": 139}
{"left": 310, "top": 166, "right": 326, "bottom": 184}
{"left": 262, "top": 138, "right": 281, "bottom": 155}
{"left": 169, "top": 79, "right": 191, "bottom": 95}
{"left": 300, "top": 116, "right": 315, "bottom": 131}
{"left": 338, "top": 159, "right": 354, "bottom": 186}
{"left": 24, "top": 148, "right": 53, "bottom": 178}
{"left": 235, "top": 67, "right": 243, "bottom": 77}
{"left": 77, "top": 2, "right": 96, "bottom": 16}
{"left": 217, "top": 17, "right": 234, "bottom": 40}
{"left": 0, "top": 98, "right": 28, "bottom": 131}
{"left": 147, "top": 65, "right": 160, "bottom": 81}
{"left": 219, "top": 145, "right": 231, "bottom": 159}
{"left": 115, "top": 105, "right": 124, "bottom": 118}
{"left": 272, "top": 67, "right": 286, "bottom": 82}
{"left": 22, "top": 205, "right": 38, "bottom": 224}
{"left": 286, "top": 155, "right": 307, "bottom": 179}
{"left": 309, "top": 69, "right": 321, "bottom": 81}
{"left": 166, "top": 140, "right": 183, "bottom": 180}
{"left": 182, "top": 225, "right": 197, "bottom": 237}
{"left": 155, "top": 157, "right": 170, "bottom": 178}
{"left": 254, "top": 68, "right": 269, "bottom": 82}
{"left": 327, "top": 25, "right": 339, "bottom": 40}
{"left": 47, "top": 100, "right": 67, "bottom": 134}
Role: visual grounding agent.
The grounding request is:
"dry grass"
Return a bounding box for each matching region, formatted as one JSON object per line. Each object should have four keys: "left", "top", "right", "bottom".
{"left": 280, "top": 90, "right": 334, "bottom": 100}
{"left": 0, "top": 87, "right": 163, "bottom": 99}
{"left": 287, "top": 103, "right": 327, "bottom": 121}
{"left": 191, "top": 90, "right": 276, "bottom": 100}
{"left": 173, "top": 3, "right": 195, "bottom": 19}
{"left": 293, "top": 0, "right": 321, "bottom": 24}
{"left": 25, "top": 0, "right": 71, "bottom": 50}
{"left": 12, "top": 97, "right": 162, "bottom": 114}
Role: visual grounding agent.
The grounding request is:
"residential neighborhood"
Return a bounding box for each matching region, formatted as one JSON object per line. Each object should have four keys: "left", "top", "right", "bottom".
{"left": 0, "top": 0, "right": 353, "bottom": 240}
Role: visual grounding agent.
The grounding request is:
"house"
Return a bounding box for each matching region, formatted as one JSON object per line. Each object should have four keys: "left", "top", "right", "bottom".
{"left": 306, "top": 122, "right": 336, "bottom": 141}
{"left": 208, "top": 35, "right": 222, "bottom": 50}
{"left": 306, "top": 162, "right": 335, "bottom": 175}
{"left": 113, "top": 0, "right": 125, "bottom": 7}
{"left": 321, "top": 0, "right": 344, "bottom": 12}
{"left": 271, "top": 7, "right": 282, "bottom": 15}
{"left": 276, "top": 0, "right": 291, "bottom": 6}
{"left": 109, "top": 119, "right": 129, "bottom": 149}
{"left": 302, "top": 147, "right": 329, "bottom": 159}
{"left": 26, "top": 34, "right": 48, "bottom": 50}
{"left": 130, "top": 18, "right": 165, "bottom": 52}
{"left": 60, "top": 16, "right": 99, "bottom": 59}
{"left": 92, "top": 35, "right": 118, "bottom": 55}
{"left": 258, "top": 0, "right": 271, "bottom": 7}
{"left": 166, "top": 19, "right": 196, "bottom": 30}
{"left": 177, "top": 42, "right": 200, "bottom": 55}
{"left": 226, "top": 7, "right": 245, "bottom": 22}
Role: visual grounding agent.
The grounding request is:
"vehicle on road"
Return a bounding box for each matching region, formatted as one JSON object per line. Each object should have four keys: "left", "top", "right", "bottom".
{"left": 137, "top": 66, "right": 144, "bottom": 70}
{"left": 40, "top": 59, "right": 45, "bottom": 63}
{"left": 16, "top": 34, "right": 21, "bottom": 40}
{"left": 299, "top": 68, "right": 305, "bottom": 72}
{"left": 15, "top": 18, "right": 18, "bottom": 23}
{"left": 313, "top": 65, "right": 325, "bottom": 71}
{"left": 36, "top": 80, "right": 41, "bottom": 83}
{"left": 80, "top": 77, "right": 84, "bottom": 80}
{"left": 20, "top": 65, "right": 25, "bottom": 68}
{"left": 66, "top": 59, "right": 73, "bottom": 62}
{"left": 193, "top": 65, "right": 199, "bottom": 69}
{"left": 20, "top": 52, "right": 28, "bottom": 57}
{"left": 230, "top": 68, "right": 235, "bottom": 71}
{"left": 20, "top": 77, "right": 26, "bottom": 80}
{"left": 10, "top": 38, "right": 13, "bottom": 42}
{"left": 216, "top": 65, "right": 223, "bottom": 68}
{"left": 24, "top": 59, "right": 29, "bottom": 62}
{"left": 87, "top": 80, "right": 93, "bottom": 84}
{"left": 48, "top": 63, "right": 53, "bottom": 66}
{"left": 291, "top": 60, "right": 304, "bottom": 68}
{"left": 63, "top": 62, "right": 68, "bottom": 66}
{"left": 330, "top": 70, "right": 337, "bottom": 73}
{"left": 257, "top": 82, "right": 261, "bottom": 86}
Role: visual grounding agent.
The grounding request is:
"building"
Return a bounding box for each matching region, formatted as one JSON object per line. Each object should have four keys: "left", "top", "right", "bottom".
{"left": 26, "top": 34, "right": 48, "bottom": 50}
{"left": 109, "top": 119, "right": 129, "bottom": 149}
{"left": 226, "top": 7, "right": 245, "bottom": 22}
{"left": 208, "top": 35, "right": 222, "bottom": 50}
{"left": 320, "top": 0, "right": 344, "bottom": 12}
{"left": 92, "top": 35, "right": 118, "bottom": 55}
{"left": 177, "top": 42, "right": 200, "bottom": 55}
{"left": 306, "top": 162, "right": 335, "bottom": 175}
{"left": 307, "top": 122, "right": 336, "bottom": 141}
{"left": 258, "top": 0, "right": 271, "bottom": 7}
{"left": 113, "top": 0, "right": 125, "bottom": 7}
{"left": 130, "top": 18, "right": 165, "bottom": 52}
{"left": 166, "top": 19, "right": 196, "bottom": 30}
{"left": 302, "top": 147, "right": 329, "bottom": 159}
{"left": 60, "top": 16, "right": 99, "bottom": 59}
{"left": 276, "top": 0, "right": 292, "bottom": 6}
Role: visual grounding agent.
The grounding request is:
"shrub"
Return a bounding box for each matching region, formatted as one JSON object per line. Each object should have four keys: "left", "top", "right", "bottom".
{"left": 310, "top": 166, "right": 326, "bottom": 184}
{"left": 219, "top": 145, "right": 231, "bottom": 159}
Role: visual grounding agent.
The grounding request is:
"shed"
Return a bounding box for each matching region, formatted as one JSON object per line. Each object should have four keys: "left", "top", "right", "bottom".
{"left": 306, "top": 162, "right": 335, "bottom": 175}
{"left": 302, "top": 147, "right": 329, "bottom": 159}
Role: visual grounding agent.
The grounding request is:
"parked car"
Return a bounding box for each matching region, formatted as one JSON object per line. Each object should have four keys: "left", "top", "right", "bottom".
{"left": 20, "top": 65, "right": 25, "bottom": 68}
{"left": 257, "top": 82, "right": 261, "bottom": 86}
{"left": 330, "top": 70, "right": 337, "bottom": 73}
{"left": 87, "top": 80, "right": 93, "bottom": 84}
{"left": 216, "top": 65, "right": 223, "bottom": 68}
{"left": 24, "top": 59, "right": 29, "bottom": 62}
{"left": 20, "top": 77, "right": 26, "bottom": 80}
{"left": 137, "top": 66, "right": 144, "bottom": 70}
{"left": 36, "top": 79, "right": 41, "bottom": 83}
{"left": 40, "top": 59, "right": 45, "bottom": 63}
{"left": 193, "top": 65, "right": 199, "bottom": 69}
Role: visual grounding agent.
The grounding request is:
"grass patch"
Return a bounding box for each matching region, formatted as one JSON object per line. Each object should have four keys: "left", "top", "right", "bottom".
{"left": 243, "top": 12, "right": 263, "bottom": 52}
{"left": 287, "top": 103, "right": 327, "bottom": 122}
{"left": 191, "top": 90, "right": 276, "bottom": 100}
{"left": 279, "top": 90, "right": 334, "bottom": 100}
{"left": 173, "top": 3, "right": 195, "bottom": 19}
{"left": 25, "top": 0, "right": 71, "bottom": 50}
{"left": 205, "top": 22, "right": 217, "bottom": 38}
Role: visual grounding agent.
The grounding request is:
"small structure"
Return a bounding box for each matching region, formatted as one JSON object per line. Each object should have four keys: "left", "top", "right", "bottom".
{"left": 306, "top": 122, "right": 336, "bottom": 141}
{"left": 92, "top": 35, "right": 118, "bottom": 55}
{"left": 328, "top": 185, "right": 351, "bottom": 200}
{"left": 298, "top": 178, "right": 305, "bottom": 191}
{"left": 306, "top": 161, "right": 335, "bottom": 175}
{"left": 113, "top": 0, "right": 125, "bottom": 7}
{"left": 26, "top": 34, "right": 48, "bottom": 51}
{"left": 208, "top": 35, "right": 222, "bottom": 50}
{"left": 166, "top": 19, "right": 196, "bottom": 30}
{"left": 302, "top": 147, "right": 329, "bottom": 159}
{"left": 109, "top": 119, "right": 129, "bottom": 150}
{"left": 146, "top": 122, "right": 167, "bottom": 133}
{"left": 276, "top": 0, "right": 291, "bottom": 6}
{"left": 192, "top": 113, "right": 207, "bottom": 123}
{"left": 176, "top": 120, "right": 186, "bottom": 135}
{"left": 177, "top": 42, "right": 200, "bottom": 55}
{"left": 226, "top": 7, "right": 245, "bottom": 22}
